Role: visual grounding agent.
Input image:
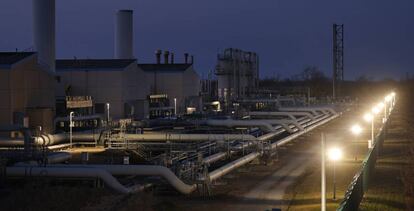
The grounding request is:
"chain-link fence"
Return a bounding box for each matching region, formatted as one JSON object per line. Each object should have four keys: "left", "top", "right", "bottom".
{"left": 337, "top": 120, "right": 388, "bottom": 211}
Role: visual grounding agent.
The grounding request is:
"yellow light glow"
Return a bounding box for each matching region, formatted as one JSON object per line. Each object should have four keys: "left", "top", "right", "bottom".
{"left": 372, "top": 106, "right": 380, "bottom": 115}
{"left": 385, "top": 95, "right": 392, "bottom": 102}
{"left": 351, "top": 124, "right": 362, "bottom": 135}
{"left": 364, "top": 113, "right": 373, "bottom": 122}
{"left": 328, "top": 148, "right": 342, "bottom": 161}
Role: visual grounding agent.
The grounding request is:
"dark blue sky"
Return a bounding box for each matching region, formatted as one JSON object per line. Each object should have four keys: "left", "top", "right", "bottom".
{"left": 1, "top": 0, "right": 413, "bottom": 80}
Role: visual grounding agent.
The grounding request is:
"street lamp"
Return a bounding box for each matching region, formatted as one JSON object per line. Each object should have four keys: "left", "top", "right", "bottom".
{"left": 371, "top": 106, "right": 380, "bottom": 115}
{"left": 385, "top": 95, "right": 392, "bottom": 118}
{"left": 106, "top": 103, "right": 110, "bottom": 123}
{"left": 350, "top": 124, "right": 363, "bottom": 161}
{"left": 390, "top": 92, "right": 396, "bottom": 108}
{"left": 328, "top": 147, "right": 342, "bottom": 200}
{"left": 174, "top": 98, "right": 177, "bottom": 116}
{"left": 364, "top": 113, "right": 374, "bottom": 148}
{"left": 69, "top": 111, "right": 74, "bottom": 148}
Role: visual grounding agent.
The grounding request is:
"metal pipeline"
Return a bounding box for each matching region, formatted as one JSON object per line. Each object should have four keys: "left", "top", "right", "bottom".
{"left": 14, "top": 164, "right": 197, "bottom": 194}
{"left": 279, "top": 107, "right": 337, "bottom": 116}
{"left": 6, "top": 166, "right": 144, "bottom": 194}
{"left": 249, "top": 111, "right": 315, "bottom": 120}
{"left": 204, "top": 119, "right": 276, "bottom": 132}
{"left": 271, "top": 114, "right": 339, "bottom": 149}
{"left": 201, "top": 112, "right": 339, "bottom": 183}
{"left": 206, "top": 152, "right": 261, "bottom": 182}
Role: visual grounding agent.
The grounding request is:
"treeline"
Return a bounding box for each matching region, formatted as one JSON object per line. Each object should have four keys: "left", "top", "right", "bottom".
{"left": 259, "top": 66, "right": 402, "bottom": 101}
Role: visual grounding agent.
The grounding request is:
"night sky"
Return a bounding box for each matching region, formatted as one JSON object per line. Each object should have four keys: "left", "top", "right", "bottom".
{"left": 1, "top": 0, "right": 413, "bottom": 80}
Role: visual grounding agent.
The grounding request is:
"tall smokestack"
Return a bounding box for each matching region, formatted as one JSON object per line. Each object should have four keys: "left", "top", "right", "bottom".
{"left": 155, "top": 50, "right": 162, "bottom": 64}
{"left": 164, "top": 51, "right": 169, "bottom": 64}
{"left": 171, "top": 53, "right": 174, "bottom": 64}
{"left": 115, "top": 10, "right": 133, "bottom": 59}
{"left": 33, "top": 0, "right": 55, "bottom": 73}
{"left": 184, "top": 53, "right": 189, "bottom": 64}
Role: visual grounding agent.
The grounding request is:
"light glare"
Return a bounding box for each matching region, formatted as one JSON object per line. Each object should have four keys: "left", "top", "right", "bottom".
{"left": 351, "top": 124, "right": 362, "bottom": 135}
{"left": 364, "top": 113, "right": 373, "bottom": 122}
{"left": 328, "top": 148, "right": 342, "bottom": 161}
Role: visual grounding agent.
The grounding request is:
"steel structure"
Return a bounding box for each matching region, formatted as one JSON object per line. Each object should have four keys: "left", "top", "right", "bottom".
{"left": 333, "top": 24, "right": 344, "bottom": 99}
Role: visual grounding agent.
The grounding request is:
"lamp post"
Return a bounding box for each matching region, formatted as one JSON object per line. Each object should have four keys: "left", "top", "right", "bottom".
{"left": 377, "top": 102, "right": 385, "bottom": 123}
{"left": 363, "top": 113, "right": 374, "bottom": 148}
{"left": 174, "top": 98, "right": 177, "bottom": 116}
{"left": 321, "top": 133, "right": 326, "bottom": 211}
{"left": 385, "top": 95, "right": 392, "bottom": 118}
{"left": 106, "top": 103, "right": 110, "bottom": 124}
{"left": 350, "top": 124, "right": 362, "bottom": 161}
{"left": 328, "top": 147, "right": 342, "bottom": 200}
{"left": 390, "top": 92, "right": 396, "bottom": 108}
{"left": 69, "top": 111, "right": 74, "bottom": 148}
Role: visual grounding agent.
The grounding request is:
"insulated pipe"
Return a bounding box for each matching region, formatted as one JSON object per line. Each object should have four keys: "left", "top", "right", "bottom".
{"left": 262, "top": 119, "right": 304, "bottom": 132}
{"left": 46, "top": 152, "right": 72, "bottom": 164}
{"left": 202, "top": 113, "right": 338, "bottom": 182}
{"left": 115, "top": 10, "right": 133, "bottom": 59}
{"left": 17, "top": 164, "right": 197, "bottom": 194}
{"left": 206, "top": 152, "right": 260, "bottom": 181}
{"left": 0, "top": 125, "right": 33, "bottom": 157}
{"left": 271, "top": 114, "right": 339, "bottom": 149}
{"left": 204, "top": 120, "right": 276, "bottom": 133}
{"left": 6, "top": 166, "right": 144, "bottom": 194}
{"left": 122, "top": 133, "right": 258, "bottom": 142}
{"left": 249, "top": 111, "right": 315, "bottom": 120}
{"left": 279, "top": 107, "right": 337, "bottom": 116}
{"left": 5, "top": 133, "right": 258, "bottom": 147}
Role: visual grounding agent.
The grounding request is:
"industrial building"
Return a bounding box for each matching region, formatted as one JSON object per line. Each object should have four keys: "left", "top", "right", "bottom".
{"left": 0, "top": 52, "right": 55, "bottom": 133}
{"left": 0, "top": 2, "right": 202, "bottom": 130}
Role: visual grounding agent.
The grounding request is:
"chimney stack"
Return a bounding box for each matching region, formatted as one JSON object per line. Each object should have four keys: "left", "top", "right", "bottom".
{"left": 115, "top": 10, "right": 133, "bottom": 59}
{"left": 164, "top": 51, "right": 170, "bottom": 64}
{"left": 170, "top": 53, "right": 174, "bottom": 64}
{"left": 33, "top": 0, "right": 55, "bottom": 73}
{"left": 184, "top": 53, "right": 189, "bottom": 64}
{"left": 155, "top": 50, "right": 162, "bottom": 64}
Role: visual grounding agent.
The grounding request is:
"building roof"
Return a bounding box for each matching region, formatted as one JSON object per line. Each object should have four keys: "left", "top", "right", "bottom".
{"left": 56, "top": 59, "right": 136, "bottom": 71}
{"left": 0, "top": 52, "right": 35, "bottom": 68}
{"left": 138, "top": 63, "right": 192, "bottom": 72}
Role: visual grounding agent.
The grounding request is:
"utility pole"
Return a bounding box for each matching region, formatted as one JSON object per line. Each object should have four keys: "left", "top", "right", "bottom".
{"left": 333, "top": 24, "right": 344, "bottom": 100}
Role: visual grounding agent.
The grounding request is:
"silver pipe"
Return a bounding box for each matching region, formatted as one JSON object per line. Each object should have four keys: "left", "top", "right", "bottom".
{"left": 279, "top": 107, "right": 337, "bottom": 115}
{"left": 202, "top": 113, "right": 338, "bottom": 182}
{"left": 14, "top": 164, "right": 197, "bottom": 194}
{"left": 204, "top": 119, "right": 276, "bottom": 132}
{"left": 6, "top": 166, "right": 144, "bottom": 194}
{"left": 271, "top": 114, "right": 339, "bottom": 149}
{"left": 206, "top": 152, "right": 261, "bottom": 181}
{"left": 249, "top": 111, "right": 315, "bottom": 120}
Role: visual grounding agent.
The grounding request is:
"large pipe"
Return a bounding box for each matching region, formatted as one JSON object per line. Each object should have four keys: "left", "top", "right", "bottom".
{"left": 33, "top": 0, "right": 55, "bottom": 72}
{"left": 207, "top": 152, "right": 260, "bottom": 181}
{"left": 249, "top": 111, "right": 315, "bottom": 120}
{"left": 204, "top": 119, "right": 276, "bottom": 133}
{"left": 115, "top": 10, "right": 133, "bottom": 59}
{"left": 279, "top": 107, "right": 337, "bottom": 116}
{"left": 15, "top": 164, "right": 197, "bottom": 194}
{"left": 271, "top": 114, "right": 339, "bottom": 149}
{"left": 0, "top": 125, "right": 33, "bottom": 157}
{"left": 6, "top": 166, "right": 144, "bottom": 194}
{"left": 202, "top": 113, "right": 339, "bottom": 182}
